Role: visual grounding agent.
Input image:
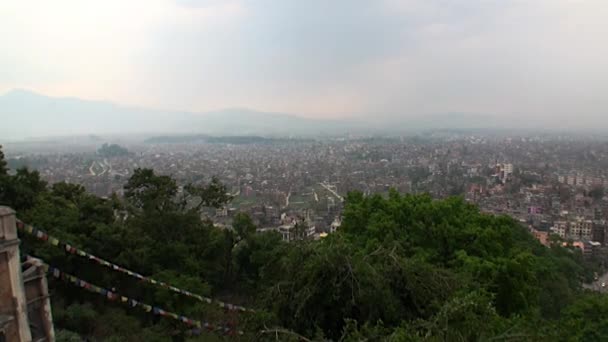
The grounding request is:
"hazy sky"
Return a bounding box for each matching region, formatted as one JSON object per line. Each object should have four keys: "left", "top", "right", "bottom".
{"left": 1, "top": 0, "right": 607, "bottom": 124}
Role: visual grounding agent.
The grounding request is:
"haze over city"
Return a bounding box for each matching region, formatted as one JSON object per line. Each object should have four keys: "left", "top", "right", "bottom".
{"left": 5, "top": 1, "right": 608, "bottom": 341}
{"left": 2, "top": 0, "right": 608, "bottom": 139}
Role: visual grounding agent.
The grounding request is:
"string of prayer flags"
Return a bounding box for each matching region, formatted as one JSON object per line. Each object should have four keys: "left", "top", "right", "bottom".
{"left": 42, "top": 261, "right": 243, "bottom": 336}
{"left": 16, "top": 219, "right": 255, "bottom": 313}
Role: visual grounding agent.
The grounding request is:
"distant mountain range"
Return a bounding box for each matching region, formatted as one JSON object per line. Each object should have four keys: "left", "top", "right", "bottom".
{"left": 0, "top": 89, "right": 508, "bottom": 140}
{"left": 0, "top": 89, "right": 378, "bottom": 140}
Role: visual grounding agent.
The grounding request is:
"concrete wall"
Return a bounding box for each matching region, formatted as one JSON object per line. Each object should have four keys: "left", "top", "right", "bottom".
{"left": 0, "top": 206, "right": 32, "bottom": 342}
{"left": 23, "top": 257, "right": 55, "bottom": 341}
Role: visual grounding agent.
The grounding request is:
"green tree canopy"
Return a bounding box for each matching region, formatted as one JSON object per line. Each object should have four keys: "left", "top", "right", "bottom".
{"left": 0, "top": 145, "right": 7, "bottom": 175}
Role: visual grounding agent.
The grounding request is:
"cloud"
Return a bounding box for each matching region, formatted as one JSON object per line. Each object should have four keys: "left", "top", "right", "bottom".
{"left": 1, "top": 0, "right": 607, "bottom": 128}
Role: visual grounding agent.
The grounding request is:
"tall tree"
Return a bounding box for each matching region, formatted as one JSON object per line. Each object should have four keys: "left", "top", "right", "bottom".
{"left": 0, "top": 167, "right": 47, "bottom": 212}
{"left": 232, "top": 212, "right": 257, "bottom": 240}
{"left": 183, "top": 176, "right": 232, "bottom": 211}
{"left": 124, "top": 168, "right": 178, "bottom": 212}
{"left": 0, "top": 145, "right": 7, "bottom": 175}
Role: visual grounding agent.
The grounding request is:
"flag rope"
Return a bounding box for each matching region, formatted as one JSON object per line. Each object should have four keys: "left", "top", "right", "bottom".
{"left": 31, "top": 257, "right": 243, "bottom": 336}
{"left": 16, "top": 219, "right": 255, "bottom": 313}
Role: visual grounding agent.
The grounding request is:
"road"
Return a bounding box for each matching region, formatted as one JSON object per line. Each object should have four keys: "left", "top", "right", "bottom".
{"left": 584, "top": 272, "right": 608, "bottom": 293}
{"left": 319, "top": 182, "right": 344, "bottom": 202}
{"left": 98, "top": 161, "right": 108, "bottom": 176}
{"left": 89, "top": 159, "right": 113, "bottom": 177}
{"left": 104, "top": 158, "right": 112, "bottom": 174}
{"left": 285, "top": 191, "right": 291, "bottom": 208}
{"left": 89, "top": 161, "right": 97, "bottom": 176}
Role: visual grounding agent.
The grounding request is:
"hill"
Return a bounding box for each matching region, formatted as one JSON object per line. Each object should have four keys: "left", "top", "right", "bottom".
{"left": 0, "top": 89, "right": 369, "bottom": 139}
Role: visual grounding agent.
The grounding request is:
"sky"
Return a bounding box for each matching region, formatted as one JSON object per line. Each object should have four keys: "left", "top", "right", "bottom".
{"left": 1, "top": 0, "right": 607, "bottom": 127}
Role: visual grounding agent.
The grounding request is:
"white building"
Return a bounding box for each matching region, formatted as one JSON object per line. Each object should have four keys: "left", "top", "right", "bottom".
{"left": 553, "top": 221, "right": 568, "bottom": 238}
{"left": 330, "top": 217, "right": 342, "bottom": 233}
{"left": 570, "top": 218, "right": 593, "bottom": 240}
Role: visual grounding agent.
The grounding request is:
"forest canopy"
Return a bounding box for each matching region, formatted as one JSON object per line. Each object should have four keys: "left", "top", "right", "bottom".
{"left": 97, "top": 143, "right": 130, "bottom": 157}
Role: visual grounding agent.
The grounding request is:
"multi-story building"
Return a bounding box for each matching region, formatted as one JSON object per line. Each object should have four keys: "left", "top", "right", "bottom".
{"left": 567, "top": 175, "right": 576, "bottom": 186}
{"left": 570, "top": 217, "right": 593, "bottom": 240}
{"left": 576, "top": 175, "right": 585, "bottom": 187}
{"left": 592, "top": 221, "right": 607, "bottom": 244}
{"left": 553, "top": 220, "right": 568, "bottom": 238}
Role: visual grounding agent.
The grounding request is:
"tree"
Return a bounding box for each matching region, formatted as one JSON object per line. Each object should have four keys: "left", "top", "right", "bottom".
{"left": 125, "top": 169, "right": 231, "bottom": 215}
{"left": 97, "top": 143, "right": 130, "bottom": 157}
{"left": 183, "top": 177, "right": 232, "bottom": 211}
{"left": 559, "top": 185, "right": 573, "bottom": 203}
{"left": 124, "top": 168, "right": 178, "bottom": 212}
{"left": 55, "top": 330, "right": 83, "bottom": 342}
{"left": 0, "top": 145, "right": 9, "bottom": 206}
{"left": 0, "top": 145, "right": 7, "bottom": 175}
{"left": 0, "top": 167, "right": 47, "bottom": 212}
{"left": 558, "top": 293, "right": 608, "bottom": 341}
{"left": 232, "top": 212, "right": 256, "bottom": 240}
{"left": 51, "top": 182, "right": 86, "bottom": 202}
{"left": 589, "top": 186, "right": 604, "bottom": 201}
{"left": 408, "top": 166, "right": 430, "bottom": 188}
{"left": 409, "top": 291, "right": 505, "bottom": 341}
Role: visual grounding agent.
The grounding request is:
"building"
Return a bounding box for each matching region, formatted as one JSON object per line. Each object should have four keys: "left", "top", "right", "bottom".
{"left": 330, "top": 217, "right": 341, "bottom": 233}
{"left": 553, "top": 220, "right": 568, "bottom": 238}
{"left": 567, "top": 175, "right": 576, "bottom": 186}
{"left": 576, "top": 174, "right": 585, "bottom": 187}
{"left": 496, "top": 163, "right": 514, "bottom": 184}
{"left": 530, "top": 227, "right": 550, "bottom": 246}
{"left": 552, "top": 217, "right": 594, "bottom": 241}
{"left": 593, "top": 221, "right": 608, "bottom": 245}
{"left": 570, "top": 217, "right": 593, "bottom": 240}
{"left": 278, "top": 223, "right": 295, "bottom": 242}
{"left": 215, "top": 207, "right": 228, "bottom": 217}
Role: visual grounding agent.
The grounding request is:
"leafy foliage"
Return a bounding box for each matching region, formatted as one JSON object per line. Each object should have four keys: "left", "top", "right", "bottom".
{"left": 0, "top": 145, "right": 7, "bottom": 175}
{"left": 97, "top": 143, "right": 130, "bottom": 157}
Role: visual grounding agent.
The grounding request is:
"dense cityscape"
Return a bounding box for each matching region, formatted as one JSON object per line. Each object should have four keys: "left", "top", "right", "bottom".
{"left": 6, "top": 133, "right": 608, "bottom": 259}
